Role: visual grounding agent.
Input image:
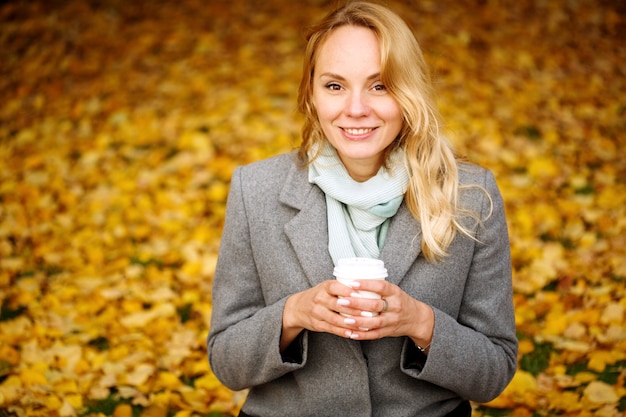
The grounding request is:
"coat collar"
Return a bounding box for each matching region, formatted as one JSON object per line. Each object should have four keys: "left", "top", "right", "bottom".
{"left": 280, "top": 158, "right": 422, "bottom": 288}
{"left": 380, "top": 203, "right": 423, "bottom": 286}
{"left": 281, "top": 161, "right": 336, "bottom": 287}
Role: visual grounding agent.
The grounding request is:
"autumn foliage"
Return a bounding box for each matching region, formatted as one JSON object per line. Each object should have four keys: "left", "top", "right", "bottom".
{"left": 0, "top": 0, "right": 624, "bottom": 416}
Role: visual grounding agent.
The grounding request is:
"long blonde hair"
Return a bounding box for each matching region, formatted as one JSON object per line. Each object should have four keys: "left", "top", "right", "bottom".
{"left": 297, "top": 1, "right": 480, "bottom": 262}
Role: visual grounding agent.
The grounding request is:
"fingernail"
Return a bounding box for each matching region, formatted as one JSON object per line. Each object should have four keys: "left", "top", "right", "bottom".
{"left": 350, "top": 332, "right": 360, "bottom": 339}
{"left": 360, "top": 311, "right": 377, "bottom": 318}
{"left": 344, "top": 317, "right": 356, "bottom": 325}
{"left": 337, "top": 298, "right": 350, "bottom": 306}
{"left": 345, "top": 330, "right": 353, "bottom": 338}
{"left": 350, "top": 292, "right": 363, "bottom": 298}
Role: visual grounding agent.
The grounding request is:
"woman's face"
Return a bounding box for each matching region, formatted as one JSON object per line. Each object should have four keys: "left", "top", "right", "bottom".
{"left": 312, "top": 25, "right": 403, "bottom": 182}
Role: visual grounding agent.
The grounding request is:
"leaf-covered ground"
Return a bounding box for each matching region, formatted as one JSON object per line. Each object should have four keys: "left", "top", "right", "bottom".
{"left": 1, "top": 0, "right": 624, "bottom": 416}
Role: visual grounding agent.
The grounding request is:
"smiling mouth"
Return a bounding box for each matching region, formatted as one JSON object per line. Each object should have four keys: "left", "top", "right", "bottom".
{"left": 343, "top": 128, "right": 375, "bottom": 135}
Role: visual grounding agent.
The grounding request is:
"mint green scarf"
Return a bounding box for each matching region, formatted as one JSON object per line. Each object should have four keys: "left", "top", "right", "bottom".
{"left": 309, "top": 142, "right": 409, "bottom": 265}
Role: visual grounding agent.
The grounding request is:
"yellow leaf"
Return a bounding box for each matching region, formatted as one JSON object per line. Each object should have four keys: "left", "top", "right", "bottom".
{"left": 140, "top": 405, "right": 168, "bottom": 417}
{"left": 59, "top": 398, "right": 79, "bottom": 417}
{"left": 0, "top": 381, "right": 21, "bottom": 404}
{"left": 0, "top": 257, "right": 24, "bottom": 272}
{"left": 484, "top": 370, "right": 537, "bottom": 408}
{"left": 179, "top": 386, "right": 211, "bottom": 411}
{"left": 125, "top": 363, "right": 155, "bottom": 387}
{"left": 207, "top": 181, "right": 229, "bottom": 202}
{"left": 548, "top": 390, "right": 581, "bottom": 412}
{"left": 527, "top": 157, "right": 559, "bottom": 180}
{"left": 543, "top": 310, "right": 568, "bottom": 336}
{"left": 120, "top": 303, "right": 176, "bottom": 328}
{"left": 194, "top": 373, "right": 222, "bottom": 391}
{"left": 587, "top": 350, "right": 619, "bottom": 373}
{"left": 44, "top": 395, "right": 63, "bottom": 411}
{"left": 563, "top": 321, "right": 586, "bottom": 339}
{"left": 0, "top": 345, "right": 20, "bottom": 366}
{"left": 600, "top": 303, "right": 624, "bottom": 325}
{"left": 574, "top": 372, "right": 599, "bottom": 385}
{"left": 154, "top": 371, "right": 182, "bottom": 391}
{"left": 65, "top": 394, "right": 83, "bottom": 409}
{"left": 178, "top": 130, "right": 215, "bottom": 156}
{"left": 55, "top": 379, "right": 78, "bottom": 394}
{"left": 172, "top": 411, "right": 193, "bottom": 417}
{"left": 583, "top": 381, "right": 619, "bottom": 405}
{"left": 518, "top": 339, "right": 534, "bottom": 355}
{"left": 114, "top": 404, "right": 134, "bottom": 417}
{"left": 151, "top": 391, "right": 175, "bottom": 407}
{"left": 20, "top": 368, "right": 48, "bottom": 387}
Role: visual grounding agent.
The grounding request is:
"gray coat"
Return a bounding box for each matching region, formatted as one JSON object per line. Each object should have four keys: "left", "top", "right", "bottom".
{"left": 208, "top": 152, "right": 517, "bottom": 417}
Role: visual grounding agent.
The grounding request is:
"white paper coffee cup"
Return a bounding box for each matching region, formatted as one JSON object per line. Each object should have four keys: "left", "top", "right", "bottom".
{"left": 334, "top": 257, "right": 387, "bottom": 300}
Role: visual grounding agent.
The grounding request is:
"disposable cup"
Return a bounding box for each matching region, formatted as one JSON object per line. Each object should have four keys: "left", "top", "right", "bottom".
{"left": 334, "top": 258, "right": 387, "bottom": 328}
{"left": 334, "top": 257, "right": 387, "bottom": 301}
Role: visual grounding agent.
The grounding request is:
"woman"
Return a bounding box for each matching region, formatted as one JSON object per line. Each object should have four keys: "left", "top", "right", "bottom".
{"left": 208, "top": 2, "right": 517, "bottom": 416}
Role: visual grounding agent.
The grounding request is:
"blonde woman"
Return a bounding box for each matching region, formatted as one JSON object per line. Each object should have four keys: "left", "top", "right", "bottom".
{"left": 208, "top": 2, "right": 517, "bottom": 416}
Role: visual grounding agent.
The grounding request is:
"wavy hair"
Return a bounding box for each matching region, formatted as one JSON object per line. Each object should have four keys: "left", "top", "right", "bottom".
{"left": 297, "top": 1, "right": 485, "bottom": 262}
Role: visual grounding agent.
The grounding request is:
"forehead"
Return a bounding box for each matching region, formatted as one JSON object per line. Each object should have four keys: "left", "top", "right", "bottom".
{"left": 315, "top": 25, "right": 381, "bottom": 71}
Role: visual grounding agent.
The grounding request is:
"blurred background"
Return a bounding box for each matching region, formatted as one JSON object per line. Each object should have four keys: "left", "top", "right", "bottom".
{"left": 1, "top": 0, "right": 624, "bottom": 416}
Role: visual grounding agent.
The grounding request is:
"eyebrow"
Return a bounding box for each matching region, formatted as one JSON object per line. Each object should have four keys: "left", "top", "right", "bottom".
{"left": 318, "top": 72, "right": 381, "bottom": 81}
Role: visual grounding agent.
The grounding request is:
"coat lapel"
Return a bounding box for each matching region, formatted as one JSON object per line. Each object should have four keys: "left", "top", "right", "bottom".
{"left": 380, "top": 203, "right": 422, "bottom": 286}
{"left": 281, "top": 162, "right": 336, "bottom": 288}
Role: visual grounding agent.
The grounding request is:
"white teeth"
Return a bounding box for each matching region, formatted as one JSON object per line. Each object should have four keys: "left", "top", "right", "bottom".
{"left": 344, "top": 128, "right": 373, "bottom": 135}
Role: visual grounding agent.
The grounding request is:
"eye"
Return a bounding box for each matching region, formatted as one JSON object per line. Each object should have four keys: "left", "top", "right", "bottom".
{"left": 372, "top": 83, "right": 387, "bottom": 92}
{"left": 325, "top": 82, "right": 342, "bottom": 91}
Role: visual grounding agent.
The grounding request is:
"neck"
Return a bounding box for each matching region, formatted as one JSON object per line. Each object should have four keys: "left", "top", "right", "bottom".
{"left": 341, "top": 158, "right": 382, "bottom": 183}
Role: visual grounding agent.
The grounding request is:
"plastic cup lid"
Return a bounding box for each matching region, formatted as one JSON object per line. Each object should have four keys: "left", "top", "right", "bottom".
{"left": 333, "top": 257, "right": 387, "bottom": 279}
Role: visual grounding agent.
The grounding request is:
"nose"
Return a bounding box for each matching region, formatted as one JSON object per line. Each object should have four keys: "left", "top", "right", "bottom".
{"left": 345, "top": 90, "right": 370, "bottom": 117}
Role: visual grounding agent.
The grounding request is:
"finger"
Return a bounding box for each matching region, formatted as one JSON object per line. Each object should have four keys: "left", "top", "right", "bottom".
{"left": 330, "top": 279, "right": 361, "bottom": 297}
{"left": 353, "top": 278, "right": 388, "bottom": 295}
{"left": 314, "top": 320, "right": 355, "bottom": 339}
{"left": 307, "top": 309, "right": 349, "bottom": 334}
{"left": 346, "top": 326, "right": 384, "bottom": 340}
{"left": 340, "top": 295, "right": 383, "bottom": 316}
{"left": 313, "top": 299, "right": 365, "bottom": 336}
{"left": 314, "top": 281, "right": 351, "bottom": 312}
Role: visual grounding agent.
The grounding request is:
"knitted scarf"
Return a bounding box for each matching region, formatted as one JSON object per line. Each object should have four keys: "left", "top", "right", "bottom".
{"left": 309, "top": 142, "right": 409, "bottom": 265}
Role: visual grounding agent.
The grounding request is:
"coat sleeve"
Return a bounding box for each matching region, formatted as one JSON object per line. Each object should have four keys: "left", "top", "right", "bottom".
{"left": 207, "top": 166, "right": 307, "bottom": 391}
{"left": 401, "top": 168, "right": 518, "bottom": 402}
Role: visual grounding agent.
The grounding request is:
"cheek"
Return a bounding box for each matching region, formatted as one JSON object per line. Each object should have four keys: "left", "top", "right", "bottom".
{"left": 383, "top": 102, "right": 404, "bottom": 130}
{"left": 312, "top": 91, "right": 341, "bottom": 122}
{"left": 383, "top": 98, "right": 403, "bottom": 119}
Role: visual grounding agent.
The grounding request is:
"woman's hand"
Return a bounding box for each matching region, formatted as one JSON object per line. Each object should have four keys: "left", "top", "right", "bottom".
{"left": 341, "top": 279, "right": 434, "bottom": 349}
{"left": 280, "top": 279, "right": 434, "bottom": 352}
{"left": 280, "top": 279, "right": 361, "bottom": 351}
